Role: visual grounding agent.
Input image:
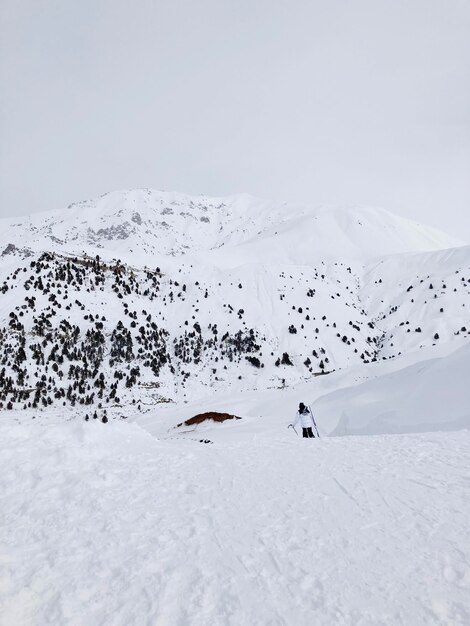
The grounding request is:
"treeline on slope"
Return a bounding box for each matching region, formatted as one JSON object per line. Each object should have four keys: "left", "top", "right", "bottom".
{"left": 1, "top": 250, "right": 469, "bottom": 413}
{"left": 0, "top": 253, "right": 263, "bottom": 411}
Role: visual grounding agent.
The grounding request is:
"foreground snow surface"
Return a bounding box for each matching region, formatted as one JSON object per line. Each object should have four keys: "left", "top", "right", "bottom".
{"left": 1, "top": 421, "right": 469, "bottom": 626}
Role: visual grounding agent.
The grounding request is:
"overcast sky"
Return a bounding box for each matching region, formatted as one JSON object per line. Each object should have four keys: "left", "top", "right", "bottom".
{"left": 1, "top": 0, "right": 469, "bottom": 240}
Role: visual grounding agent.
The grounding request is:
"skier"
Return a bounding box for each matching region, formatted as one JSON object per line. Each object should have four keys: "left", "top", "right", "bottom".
{"left": 290, "top": 402, "right": 316, "bottom": 438}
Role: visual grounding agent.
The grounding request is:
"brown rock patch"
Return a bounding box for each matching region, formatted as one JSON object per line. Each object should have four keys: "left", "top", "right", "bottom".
{"left": 176, "top": 411, "right": 241, "bottom": 428}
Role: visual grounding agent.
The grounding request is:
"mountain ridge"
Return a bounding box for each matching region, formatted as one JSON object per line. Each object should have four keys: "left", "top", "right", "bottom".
{"left": 0, "top": 189, "right": 464, "bottom": 265}
{"left": 0, "top": 189, "right": 468, "bottom": 415}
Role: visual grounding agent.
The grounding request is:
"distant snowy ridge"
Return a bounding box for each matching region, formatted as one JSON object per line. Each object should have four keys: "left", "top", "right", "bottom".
{"left": 0, "top": 189, "right": 463, "bottom": 264}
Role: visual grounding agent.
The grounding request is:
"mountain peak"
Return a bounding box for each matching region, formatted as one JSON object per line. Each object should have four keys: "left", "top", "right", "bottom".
{"left": 0, "top": 189, "right": 463, "bottom": 265}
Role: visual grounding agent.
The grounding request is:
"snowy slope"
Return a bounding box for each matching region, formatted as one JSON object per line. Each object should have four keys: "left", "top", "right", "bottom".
{"left": 0, "top": 245, "right": 468, "bottom": 413}
{"left": 315, "top": 342, "right": 470, "bottom": 436}
{"left": 1, "top": 418, "right": 469, "bottom": 625}
{"left": 361, "top": 244, "right": 470, "bottom": 355}
{"left": 199, "top": 204, "right": 465, "bottom": 268}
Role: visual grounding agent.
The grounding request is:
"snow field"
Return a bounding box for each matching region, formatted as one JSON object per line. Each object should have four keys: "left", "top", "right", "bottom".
{"left": 1, "top": 188, "right": 469, "bottom": 626}
{"left": 1, "top": 420, "right": 469, "bottom": 626}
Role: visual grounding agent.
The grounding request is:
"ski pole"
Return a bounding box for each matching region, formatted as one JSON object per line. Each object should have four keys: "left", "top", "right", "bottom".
{"left": 308, "top": 405, "right": 320, "bottom": 438}
{"left": 288, "top": 424, "right": 298, "bottom": 436}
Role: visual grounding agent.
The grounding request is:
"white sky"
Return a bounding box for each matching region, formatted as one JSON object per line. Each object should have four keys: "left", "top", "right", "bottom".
{"left": 1, "top": 0, "right": 469, "bottom": 240}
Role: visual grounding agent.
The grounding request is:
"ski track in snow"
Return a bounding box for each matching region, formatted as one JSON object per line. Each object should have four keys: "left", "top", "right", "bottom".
{"left": 1, "top": 421, "right": 469, "bottom": 626}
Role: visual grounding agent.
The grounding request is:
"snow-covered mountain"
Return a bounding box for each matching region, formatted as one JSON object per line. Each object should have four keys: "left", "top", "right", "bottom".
{"left": 2, "top": 189, "right": 470, "bottom": 626}
{"left": 0, "top": 189, "right": 468, "bottom": 415}
{"left": 0, "top": 188, "right": 462, "bottom": 263}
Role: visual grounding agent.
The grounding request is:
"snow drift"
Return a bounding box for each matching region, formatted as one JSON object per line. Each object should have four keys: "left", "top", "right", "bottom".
{"left": 315, "top": 343, "right": 470, "bottom": 436}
